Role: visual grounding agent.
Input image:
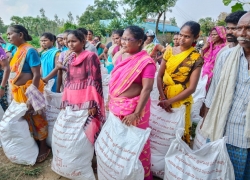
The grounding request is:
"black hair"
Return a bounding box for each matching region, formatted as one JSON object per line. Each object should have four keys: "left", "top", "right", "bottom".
{"left": 41, "top": 32, "right": 56, "bottom": 43}
{"left": 68, "top": 30, "right": 85, "bottom": 42}
{"left": 113, "top": 29, "right": 124, "bottom": 37}
{"left": 125, "top": 26, "right": 144, "bottom": 41}
{"left": 9, "top": 25, "right": 32, "bottom": 41}
{"left": 225, "top": 11, "right": 247, "bottom": 24}
{"left": 77, "top": 28, "right": 88, "bottom": 36}
{"left": 143, "top": 34, "right": 147, "bottom": 42}
{"left": 88, "top": 30, "right": 94, "bottom": 35}
{"left": 95, "top": 35, "right": 101, "bottom": 41}
{"left": 181, "top": 21, "right": 200, "bottom": 37}
{"left": 174, "top": 32, "right": 179, "bottom": 35}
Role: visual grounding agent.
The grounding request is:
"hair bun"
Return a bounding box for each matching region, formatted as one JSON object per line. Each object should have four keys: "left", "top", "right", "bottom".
{"left": 27, "top": 34, "right": 33, "bottom": 41}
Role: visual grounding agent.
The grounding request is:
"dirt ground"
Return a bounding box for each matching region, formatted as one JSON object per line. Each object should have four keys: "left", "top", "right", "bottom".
{"left": 0, "top": 147, "right": 162, "bottom": 180}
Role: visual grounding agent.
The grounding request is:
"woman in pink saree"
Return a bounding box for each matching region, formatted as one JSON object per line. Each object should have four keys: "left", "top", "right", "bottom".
{"left": 108, "top": 26, "right": 156, "bottom": 180}
{"left": 201, "top": 26, "right": 226, "bottom": 89}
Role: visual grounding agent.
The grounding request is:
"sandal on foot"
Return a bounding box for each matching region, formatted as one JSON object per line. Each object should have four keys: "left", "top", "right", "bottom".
{"left": 36, "top": 149, "right": 51, "bottom": 163}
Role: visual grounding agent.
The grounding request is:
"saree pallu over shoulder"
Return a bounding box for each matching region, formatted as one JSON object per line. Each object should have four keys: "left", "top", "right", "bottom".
{"left": 109, "top": 50, "right": 155, "bottom": 98}
{"left": 61, "top": 50, "right": 105, "bottom": 144}
{"left": 9, "top": 43, "right": 33, "bottom": 84}
{"left": 109, "top": 50, "right": 155, "bottom": 180}
{"left": 162, "top": 47, "right": 203, "bottom": 143}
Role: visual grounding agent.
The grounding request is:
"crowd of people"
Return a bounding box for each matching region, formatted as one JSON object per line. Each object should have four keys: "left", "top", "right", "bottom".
{"left": 0, "top": 10, "right": 249, "bottom": 180}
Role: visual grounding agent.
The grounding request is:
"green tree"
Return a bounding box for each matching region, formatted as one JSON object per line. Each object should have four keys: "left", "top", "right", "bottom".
{"left": 122, "top": 0, "right": 177, "bottom": 34}
{"left": 0, "top": 17, "right": 7, "bottom": 33}
{"left": 223, "top": 0, "right": 250, "bottom": 12}
{"left": 216, "top": 12, "right": 228, "bottom": 26}
{"left": 10, "top": 9, "right": 60, "bottom": 36}
{"left": 79, "top": 0, "right": 121, "bottom": 26}
{"left": 67, "top": 12, "right": 74, "bottom": 23}
{"left": 169, "top": 17, "right": 177, "bottom": 26}
{"left": 198, "top": 17, "right": 216, "bottom": 36}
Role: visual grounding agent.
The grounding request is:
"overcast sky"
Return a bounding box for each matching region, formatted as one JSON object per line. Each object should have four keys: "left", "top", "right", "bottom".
{"left": 1, "top": 0, "right": 249, "bottom": 26}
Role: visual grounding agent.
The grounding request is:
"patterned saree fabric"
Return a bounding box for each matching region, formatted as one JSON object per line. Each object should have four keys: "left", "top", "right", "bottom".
{"left": 61, "top": 50, "right": 105, "bottom": 144}
{"left": 202, "top": 26, "right": 226, "bottom": 89}
{"left": 109, "top": 50, "right": 156, "bottom": 179}
{"left": 163, "top": 46, "right": 203, "bottom": 143}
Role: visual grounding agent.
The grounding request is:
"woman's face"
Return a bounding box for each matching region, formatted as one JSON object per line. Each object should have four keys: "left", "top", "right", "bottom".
{"left": 40, "top": 36, "right": 54, "bottom": 49}
{"left": 178, "top": 26, "right": 197, "bottom": 49}
{"left": 173, "top": 35, "right": 179, "bottom": 47}
{"left": 63, "top": 33, "right": 68, "bottom": 47}
{"left": 57, "top": 37, "right": 64, "bottom": 46}
{"left": 67, "top": 34, "right": 84, "bottom": 53}
{"left": 121, "top": 29, "right": 142, "bottom": 54}
{"left": 7, "top": 27, "right": 23, "bottom": 46}
{"left": 145, "top": 35, "right": 154, "bottom": 44}
{"left": 113, "top": 34, "right": 121, "bottom": 46}
{"left": 210, "top": 29, "right": 220, "bottom": 43}
{"left": 93, "top": 36, "right": 100, "bottom": 45}
{"left": 87, "top": 31, "right": 93, "bottom": 41}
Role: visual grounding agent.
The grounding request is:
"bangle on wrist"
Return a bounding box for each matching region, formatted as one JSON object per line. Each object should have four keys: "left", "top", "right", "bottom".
{"left": 0, "top": 85, "right": 5, "bottom": 90}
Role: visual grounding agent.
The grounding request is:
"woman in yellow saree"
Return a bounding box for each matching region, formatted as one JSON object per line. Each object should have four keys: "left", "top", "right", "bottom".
{"left": 157, "top": 21, "right": 203, "bottom": 144}
{"left": 6, "top": 25, "right": 50, "bottom": 163}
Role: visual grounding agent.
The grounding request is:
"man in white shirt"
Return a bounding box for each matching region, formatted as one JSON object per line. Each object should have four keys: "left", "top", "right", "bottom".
{"left": 202, "top": 12, "right": 250, "bottom": 179}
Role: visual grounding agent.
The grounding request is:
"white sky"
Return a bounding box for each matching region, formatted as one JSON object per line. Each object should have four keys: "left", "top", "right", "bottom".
{"left": 0, "top": 0, "right": 249, "bottom": 26}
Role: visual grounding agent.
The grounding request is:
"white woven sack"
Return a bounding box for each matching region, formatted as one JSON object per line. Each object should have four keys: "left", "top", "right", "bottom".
{"left": 164, "top": 129, "right": 235, "bottom": 180}
{"left": 43, "top": 79, "right": 62, "bottom": 147}
{"left": 0, "top": 100, "right": 38, "bottom": 165}
{"left": 95, "top": 112, "right": 151, "bottom": 180}
{"left": 51, "top": 107, "right": 95, "bottom": 180}
{"left": 193, "top": 119, "right": 207, "bottom": 150}
{"left": 191, "top": 74, "right": 208, "bottom": 122}
{"left": 149, "top": 100, "right": 185, "bottom": 178}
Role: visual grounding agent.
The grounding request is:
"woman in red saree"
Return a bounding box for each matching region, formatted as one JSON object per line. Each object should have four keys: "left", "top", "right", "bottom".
{"left": 61, "top": 30, "right": 105, "bottom": 144}
{"left": 108, "top": 26, "right": 156, "bottom": 180}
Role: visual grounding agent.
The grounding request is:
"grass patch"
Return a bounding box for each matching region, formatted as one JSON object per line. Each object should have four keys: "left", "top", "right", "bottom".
{"left": 0, "top": 165, "right": 43, "bottom": 180}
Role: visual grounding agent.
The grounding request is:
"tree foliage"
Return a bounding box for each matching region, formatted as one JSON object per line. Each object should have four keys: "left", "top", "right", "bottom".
{"left": 222, "top": 0, "right": 249, "bottom": 12}
{"left": 0, "top": 17, "right": 8, "bottom": 33}
{"left": 198, "top": 17, "right": 216, "bottom": 36}
{"left": 78, "top": 0, "right": 121, "bottom": 26}
{"left": 169, "top": 17, "right": 177, "bottom": 26}
{"left": 122, "top": 0, "right": 177, "bottom": 34}
{"left": 10, "top": 9, "right": 61, "bottom": 36}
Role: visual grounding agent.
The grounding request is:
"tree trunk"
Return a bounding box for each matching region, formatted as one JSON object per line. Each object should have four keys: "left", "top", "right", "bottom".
{"left": 155, "top": 11, "right": 163, "bottom": 35}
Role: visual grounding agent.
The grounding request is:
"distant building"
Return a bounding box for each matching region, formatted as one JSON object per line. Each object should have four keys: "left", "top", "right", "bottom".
{"left": 100, "top": 19, "right": 180, "bottom": 34}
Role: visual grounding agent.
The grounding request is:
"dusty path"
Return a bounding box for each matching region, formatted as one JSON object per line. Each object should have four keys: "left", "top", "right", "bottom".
{"left": 0, "top": 148, "right": 162, "bottom": 180}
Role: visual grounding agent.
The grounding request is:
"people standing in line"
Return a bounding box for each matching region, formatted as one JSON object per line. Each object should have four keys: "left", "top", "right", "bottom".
{"left": 39, "top": 33, "right": 60, "bottom": 92}
{"left": 107, "top": 26, "right": 156, "bottom": 180}
{"left": 62, "top": 30, "right": 71, "bottom": 52}
{"left": 93, "top": 35, "right": 106, "bottom": 58}
{"left": 60, "top": 29, "right": 105, "bottom": 144}
{"left": 6, "top": 25, "right": 50, "bottom": 163}
{"left": 172, "top": 33, "right": 180, "bottom": 47}
{"left": 201, "top": 12, "right": 250, "bottom": 180}
{"left": 55, "top": 33, "right": 64, "bottom": 51}
{"left": 87, "top": 30, "right": 94, "bottom": 44}
{"left": 0, "top": 35, "right": 14, "bottom": 111}
{"left": 77, "top": 28, "right": 98, "bottom": 54}
{"left": 106, "top": 29, "right": 124, "bottom": 73}
{"left": 0, "top": 47, "right": 10, "bottom": 111}
{"left": 157, "top": 21, "right": 203, "bottom": 145}
{"left": 200, "top": 11, "right": 247, "bottom": 118}
{"left": 218, "top": 11, "right": 247, "bottom": 56}
{"left": 201, "top": 26, "right": 226, "bottom": 90}
{"left": 143, "top": 29, "right": 165, "bottom": 64}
